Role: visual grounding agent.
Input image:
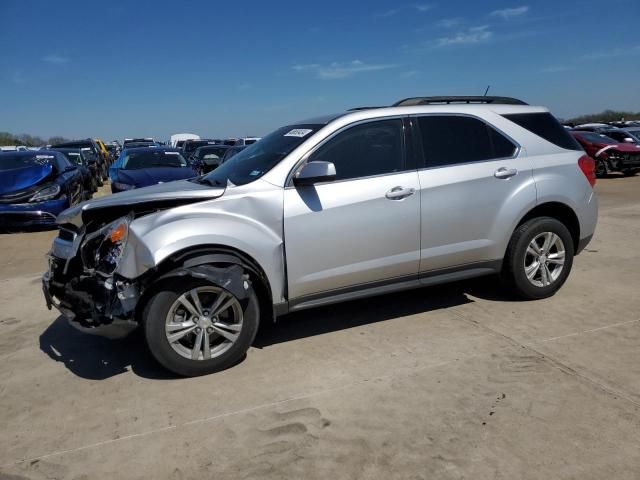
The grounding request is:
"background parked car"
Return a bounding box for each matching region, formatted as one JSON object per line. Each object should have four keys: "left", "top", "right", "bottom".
{"left": 123, "top": 138, "right": 156, "bottom": 148}
{"left": 571, "top": 130, "right": 640, "bottom": 177}
{"left": 181, "top": 139, "right": 222, "bottom": 160}
{"left": 220, "top": 145, "right": 246, "bottom": 163}
{"left": 50, "top": 147, "right": 98, "bottom": 198}
{"left": 51, "top": 139, "right": 109, "bottom": 182}
{"left": 0, "top": 150, "right": 84, "bottom": 228}
{"left": 190, "top": 145, "right": 231, "bottom": 174}
{"left": 170, "top": 133, "right": 200, "bottom": 148}
{"left": 109, "top": 147, "right": 198, "bottom": 193}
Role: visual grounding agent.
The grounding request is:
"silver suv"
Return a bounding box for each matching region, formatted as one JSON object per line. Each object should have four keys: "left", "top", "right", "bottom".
{"left": 42, "top": 96, "right": 598, "bottom": 376}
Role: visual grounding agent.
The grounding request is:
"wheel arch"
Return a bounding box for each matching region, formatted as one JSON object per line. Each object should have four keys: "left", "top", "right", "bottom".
{"left": 135, "top": 244, "right": 276, "bottom": 326}
{"left": 515, "top": 202, "right": 580, "bottom": 252}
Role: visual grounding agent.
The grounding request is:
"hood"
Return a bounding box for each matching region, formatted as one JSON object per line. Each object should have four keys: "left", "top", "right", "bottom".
{"left": 0, "top": 163, "right": 53, "bottom": 195}
{"left": 57, "top": 179, "right": 225, "bottom": 227}
{"left": 117, "top": 166, "right": 198, "bottom": 188}
{"left": 604, "top": 143, "right": 640, "bottom": 152}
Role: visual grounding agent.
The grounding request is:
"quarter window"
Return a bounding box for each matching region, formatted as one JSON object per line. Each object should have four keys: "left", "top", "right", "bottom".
{"left": 309, "top": 119, "right": 405, "bottom": 181}
{"left": 416, "top": 115, "right": 517, "bottom": 168}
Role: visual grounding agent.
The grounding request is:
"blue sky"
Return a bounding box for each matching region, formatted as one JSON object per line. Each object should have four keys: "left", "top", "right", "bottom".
{"left": 1, "top": 0, "right": 639, "bottom": 141}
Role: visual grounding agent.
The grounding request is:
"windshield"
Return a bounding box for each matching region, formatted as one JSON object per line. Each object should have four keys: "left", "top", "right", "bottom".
{"left": 0, "top": 153, "right": 54, "bottom": 171}
{"left": 62, "top": 152, "right": 83, "bottom": 165}
{"left": 200, "top": 124, "right": 321, "bottom": 186}
{"left": 577, "top": 132, "right": 617, "bottom": 145}
{"left": 123, "top": 150, "right": 188, "bottom": 169}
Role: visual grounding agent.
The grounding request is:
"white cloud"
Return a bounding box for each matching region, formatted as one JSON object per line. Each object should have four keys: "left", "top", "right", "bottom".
{"left": 437, "top": 17, "right": 464, "bottom": 28}
{"left": 414, "top": 4, "right": 434, "bottom": 12}
{"left": 375, "top": 4, "right": 433, "bottom": 17}
{"left": 490, "top": 6, "right": 529, "bottom": 19}
{"left": 292, "top": 60, "right": 398, "bottom": 79}
{"left": 581, "top": 44, "right": 640, "bottom": 60}
{"left": 400, "top": 70, "right": 419, "bottom": 78}
{"left": 434, "top": 25, "right": 492, "bottom": 47}
{"left": 42, "top": 54, "right": 70, "bottom": 64}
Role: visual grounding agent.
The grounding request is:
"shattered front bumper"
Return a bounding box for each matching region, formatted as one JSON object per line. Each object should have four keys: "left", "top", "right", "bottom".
{"left": 42, "top": 258, "right": 140, "bottom": 339}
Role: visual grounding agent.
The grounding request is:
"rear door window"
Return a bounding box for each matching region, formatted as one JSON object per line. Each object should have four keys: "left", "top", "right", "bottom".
{"left": 416, "top": 115, "right": 517, "bottom": 168}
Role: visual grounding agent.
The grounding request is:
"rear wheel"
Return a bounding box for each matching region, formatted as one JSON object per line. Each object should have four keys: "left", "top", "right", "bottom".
{"left": 502, "top": 217, "right": 574, "bottom": 299}
{"left": 622, "top": 168, "right": 638, "bottom": 177}
{"left": 144, "top": 276, "right": 259, "bottom": 376}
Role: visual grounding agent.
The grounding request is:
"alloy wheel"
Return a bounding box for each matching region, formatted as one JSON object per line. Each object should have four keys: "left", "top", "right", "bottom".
{"left": 524, "top": 231, "right": 566, "bottom": 288}
{"left": 165, "top": 286, "right": 243, "bottom": 361}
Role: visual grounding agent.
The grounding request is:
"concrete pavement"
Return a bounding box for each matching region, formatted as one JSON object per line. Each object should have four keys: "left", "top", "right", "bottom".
{"left": 0, "top": 176, "right": 639, "bottom": 479}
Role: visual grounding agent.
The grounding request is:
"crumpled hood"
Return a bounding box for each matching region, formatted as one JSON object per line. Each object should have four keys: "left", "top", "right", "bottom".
{"left": 116, "top": 167, "right": 198, "bottom": 188}
{"left": 595, "top": 142, "right": 640, "bottom": 152}
{"left": 57, "top": 179, "right": 226, "bottom": 226}
{"left": 0, "top": 163, "right": 53, "bottom": 195}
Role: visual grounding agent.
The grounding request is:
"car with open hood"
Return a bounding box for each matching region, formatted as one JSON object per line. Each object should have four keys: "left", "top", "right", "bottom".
{"left": 43, "top": 96, "right": 598, "bottom": 377}
{"left": 109, "top": 146, "right": 198, "bottom": 193}
{"left": 0, "top": 150, "right": 84, "bottom": 228}
{"left": 570, "top": 130, "right": 640, "bottom": 176}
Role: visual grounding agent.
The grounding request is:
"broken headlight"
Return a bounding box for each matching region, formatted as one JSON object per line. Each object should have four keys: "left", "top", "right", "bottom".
{"left": 82, "top": 214, "right": 133, "bottom": 275}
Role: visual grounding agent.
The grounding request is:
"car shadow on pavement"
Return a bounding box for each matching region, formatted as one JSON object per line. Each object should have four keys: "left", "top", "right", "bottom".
{"left": 39, "top": 316, "right": 180, "bottom": 381}
{"left": 38, "top": 277, "right": 511, "bottom": 380}
{"left": 254, "top": 277, "right": 510, "bottom": 348}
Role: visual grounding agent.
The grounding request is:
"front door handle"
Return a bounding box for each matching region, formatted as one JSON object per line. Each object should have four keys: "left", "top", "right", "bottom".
{"left": 385, "top": 186, "right": 416, "bottom": 200}
{"left": 494, "top": 167, "right": 518, "bottom": 179}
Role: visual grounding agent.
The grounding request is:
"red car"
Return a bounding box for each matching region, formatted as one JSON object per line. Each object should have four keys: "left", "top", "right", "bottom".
{"left": 571, "top": 130, "right": 640, "bottom": 177}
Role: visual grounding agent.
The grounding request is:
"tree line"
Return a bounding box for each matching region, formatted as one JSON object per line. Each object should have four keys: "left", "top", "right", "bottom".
{"left": 0, "top": 132, "right": 70, "bottom": 147}
{"left": 566, "top": 110, "right": 640, "bottom": 125}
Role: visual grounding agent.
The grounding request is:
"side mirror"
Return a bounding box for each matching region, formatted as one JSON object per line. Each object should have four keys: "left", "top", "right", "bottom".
{"left": 293, "top": 161, "right": 336, "bottom": 186}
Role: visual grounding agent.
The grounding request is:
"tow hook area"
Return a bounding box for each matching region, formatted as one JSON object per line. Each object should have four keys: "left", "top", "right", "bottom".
{"left": 43, "top": 271, "right": 142, "bottom": 339}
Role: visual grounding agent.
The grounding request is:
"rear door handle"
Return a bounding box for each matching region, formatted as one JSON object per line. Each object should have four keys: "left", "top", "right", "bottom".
{"left": 385, "top": 186, "right": 415, "bottom": 200}
{"left": 494, "top": 167, "right": 518, "bottom": 179}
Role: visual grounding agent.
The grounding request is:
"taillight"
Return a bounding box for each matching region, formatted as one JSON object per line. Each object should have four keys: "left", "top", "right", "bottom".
{"left": 578, "top": 154, "right": 596, "bottom": 187}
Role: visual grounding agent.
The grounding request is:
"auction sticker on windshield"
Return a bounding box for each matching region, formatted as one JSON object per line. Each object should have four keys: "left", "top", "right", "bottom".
{"left": 284, "top": 129, "right": 312, "bottom": 137}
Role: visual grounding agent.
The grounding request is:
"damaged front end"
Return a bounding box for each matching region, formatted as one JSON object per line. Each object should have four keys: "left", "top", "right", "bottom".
{"left": 42, "top": 179, "right": 228, "bottom": 338}
{"left": 43, "top": 214, "right": 142, "bottom": 338}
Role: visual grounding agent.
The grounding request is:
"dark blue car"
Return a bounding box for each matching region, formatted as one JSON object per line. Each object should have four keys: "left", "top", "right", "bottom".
{"left": 0, "top": 150, "right": 84, "bottom": 228}
{"left": 109, "top": 147, "right": 198, "bottom": 193}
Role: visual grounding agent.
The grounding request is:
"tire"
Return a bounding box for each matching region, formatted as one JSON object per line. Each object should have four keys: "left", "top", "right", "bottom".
{"left": 622, "top": 168, "right": 637, "bottom": 177}
{"left": 502, "top": 217, "right": 574, "bottom": 300}
{"left": 96, "top": 173, "right": 104, "bottom": 187}
{"left": 144, "top": 275, "right": 260, "bottom": 377}
{"left": 101, "top": 165, "right": 108, "bottom": 181}
{"left": 595, "top": 159, "right": 608, "bottom": 178}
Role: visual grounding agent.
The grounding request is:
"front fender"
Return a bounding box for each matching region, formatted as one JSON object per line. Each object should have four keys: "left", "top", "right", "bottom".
{"left": 117, "top": 184, "right": 286, "bottom": 303}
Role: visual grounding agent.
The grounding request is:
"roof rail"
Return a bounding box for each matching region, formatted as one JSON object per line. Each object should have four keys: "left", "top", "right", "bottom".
{"left": 347, "top": 106, "right": 386, "bottom": 111}
{"left": 393, "top": 96, "right": 528, "bottom": 106}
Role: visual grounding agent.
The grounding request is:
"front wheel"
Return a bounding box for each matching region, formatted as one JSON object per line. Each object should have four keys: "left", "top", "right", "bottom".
{"left": 595, "top": 158, "right": 608, "bottom": 178}
{"left": 502, "top": 217, "right": 574, "bottom": 299}
{"left": 144, "top": 276, "right": 260, "bottom": 376}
